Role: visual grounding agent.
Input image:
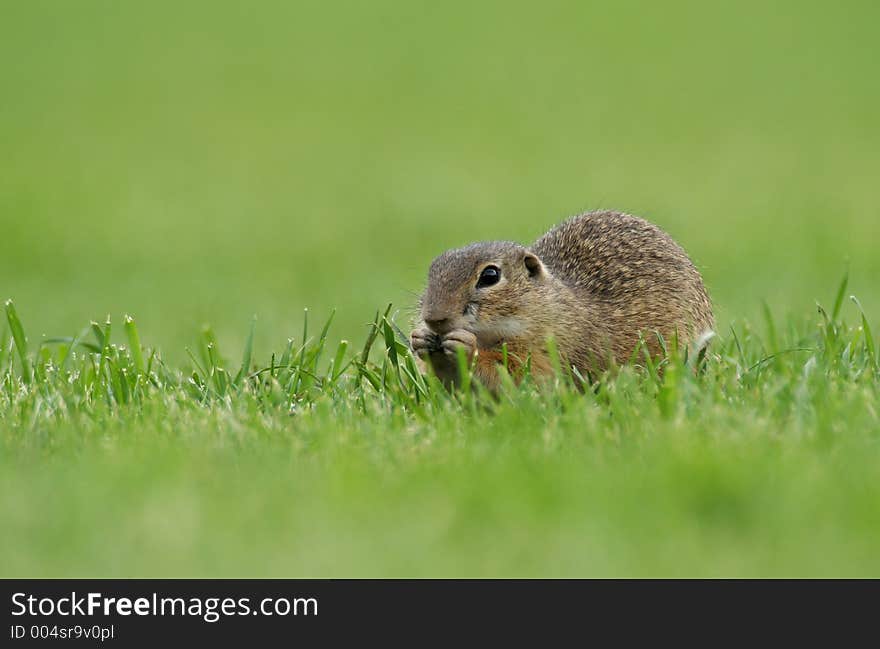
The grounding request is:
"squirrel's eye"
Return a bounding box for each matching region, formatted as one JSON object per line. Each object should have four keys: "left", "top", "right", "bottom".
{"left": 476, "top": 265, "right": 501, "bottom": 288}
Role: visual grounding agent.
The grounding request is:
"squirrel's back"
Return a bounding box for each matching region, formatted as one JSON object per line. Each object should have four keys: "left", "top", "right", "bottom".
{"left": 532, "top": 210, "right": 714, "bottom": 347}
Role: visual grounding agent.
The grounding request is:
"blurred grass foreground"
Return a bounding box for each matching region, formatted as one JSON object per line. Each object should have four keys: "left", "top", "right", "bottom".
{"left": 1, "top": 2, "right": 879, "bottom": 577}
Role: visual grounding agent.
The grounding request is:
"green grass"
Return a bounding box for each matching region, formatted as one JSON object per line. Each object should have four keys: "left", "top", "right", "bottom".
{"left": 2, "top": 290, "right": 879, "bottom": 577}
{"left": 1, "top": 1, "right": 879, "bottom": 577}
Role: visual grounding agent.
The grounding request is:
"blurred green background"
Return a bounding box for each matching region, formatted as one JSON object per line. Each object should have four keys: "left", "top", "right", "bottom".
{"left": 2, "top": 0, "right": 878, "bottom": 356}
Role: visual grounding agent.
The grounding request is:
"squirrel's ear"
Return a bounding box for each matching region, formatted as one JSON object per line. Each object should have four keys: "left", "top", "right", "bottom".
{"left": 523, "top": 253, "right": 544, "bottom": 278}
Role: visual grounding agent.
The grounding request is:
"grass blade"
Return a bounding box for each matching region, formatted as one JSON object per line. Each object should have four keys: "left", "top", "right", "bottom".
{"left": 91, "top": 321, "right": 106, "bottom": 350}
{"left": 761, "top": 301, "right": 778, "bottom": 353}
{"left": 124, "top": 315, "right": 145, "bottom": 375}
{"left": 832, "top": 269, "right": 849, "bottom": 323}
{"left": 234, "top": 315, "right": 257, "bottom": 387}
{"left": 279, "top": 338, "right": 294, "bottom": 369}
{"left": 330, "top": 339, "right": 349, "bottom": 382}
{"left": 851, "top": 296, "right": 876, "bottom": 368}
{"left": 382, "top": 318, "right": 398, "bottom": 368}
{"left": 5, "top": 300, "right": 31, "bottom": 382}
{"left": 361, "top": 305, "right": 393, "bottom": 366}
{"left": 97, "top": 316, "right": 112, "bottom": 382}
{"left": 310, "top": 309, "right": 336, "bottom": 372}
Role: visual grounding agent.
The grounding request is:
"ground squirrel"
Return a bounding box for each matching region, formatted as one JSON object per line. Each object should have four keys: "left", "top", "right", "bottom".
{"left": 411, "top": 210, "right": 714, "bottom": 389}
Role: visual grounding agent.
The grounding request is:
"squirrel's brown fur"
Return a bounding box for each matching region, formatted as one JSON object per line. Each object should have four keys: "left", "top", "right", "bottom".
{"left": 411, "top": 210, "right": 714, "bottom": 390}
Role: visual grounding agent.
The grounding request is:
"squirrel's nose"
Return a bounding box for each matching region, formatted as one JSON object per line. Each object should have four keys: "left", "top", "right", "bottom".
{"left": 424, "top": 317, "right": 452, "bottom": 335}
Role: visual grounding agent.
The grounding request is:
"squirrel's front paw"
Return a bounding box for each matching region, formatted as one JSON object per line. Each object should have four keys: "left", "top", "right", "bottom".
{"left": 411, "top": 327, "right": 441, "bottom": 358}
{"left": 441, "top": 329, "right": 477, "bottom": 361}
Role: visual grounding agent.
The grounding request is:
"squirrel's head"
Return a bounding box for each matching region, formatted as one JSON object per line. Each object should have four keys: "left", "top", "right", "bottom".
{"left": 420, "top": 241, "right": 550, "bottom": 347}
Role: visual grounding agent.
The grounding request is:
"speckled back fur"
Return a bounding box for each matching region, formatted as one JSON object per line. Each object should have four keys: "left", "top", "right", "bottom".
{"left": 531, "top": 210, "right": 714, "bottom": 365}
